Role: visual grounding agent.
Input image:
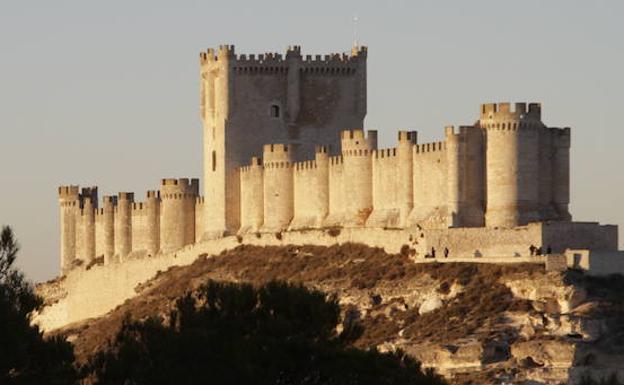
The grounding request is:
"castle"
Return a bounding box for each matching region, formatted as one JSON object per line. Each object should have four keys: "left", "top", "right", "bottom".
{"left": 58, "top": 45, "right": 619, "bottom": 274}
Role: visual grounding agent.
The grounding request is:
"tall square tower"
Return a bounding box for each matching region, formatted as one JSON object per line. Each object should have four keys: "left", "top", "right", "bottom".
{"left": 200, "top": 45, "right": 367, "bottom": 237}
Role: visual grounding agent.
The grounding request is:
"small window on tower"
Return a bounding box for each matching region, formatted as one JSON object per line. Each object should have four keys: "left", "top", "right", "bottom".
{"left": 270, "top": 104, "right": 280, "bottom": 118}
{"left": 212, "top": 151, "right": 216, "bottom": 171}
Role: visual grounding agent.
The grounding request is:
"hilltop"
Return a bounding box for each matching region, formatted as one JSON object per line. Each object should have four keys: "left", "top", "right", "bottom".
{"left": 47, "top": 243, "right": 624, "bottom": 385}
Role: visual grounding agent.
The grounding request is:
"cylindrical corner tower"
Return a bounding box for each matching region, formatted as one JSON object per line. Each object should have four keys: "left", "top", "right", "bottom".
{"left": 262, "top": 144, "right": 294, "bottom": 232}
{"left": 58, "top": 186, "right": 80, "bottom": 273}
{"left": 102, "top": 196, "right": 116, "bottom": 264}
{"left": 481, "top": 102, "right": 541, "bottom": 227}
{"left": 114, "top": 192, "right": 134, "bottom": 260}
{"left": 341, "top": 129, "right": 376, "bottom": 226}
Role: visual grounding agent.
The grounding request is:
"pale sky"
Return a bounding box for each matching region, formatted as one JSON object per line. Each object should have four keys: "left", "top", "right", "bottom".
{"left": 1, "top": 0, "right": 622, "bottom": 282}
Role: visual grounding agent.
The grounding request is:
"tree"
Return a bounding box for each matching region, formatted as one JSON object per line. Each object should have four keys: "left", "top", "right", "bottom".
{"left": 84, "top": 280, "right": 448, "bottom": 385}
{"left": 0, "top": 226, "right": 77, "bottom": 384}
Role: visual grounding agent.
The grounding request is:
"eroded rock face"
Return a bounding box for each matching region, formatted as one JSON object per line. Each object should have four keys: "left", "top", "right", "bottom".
{"left": 505, "top": 273, "right": 587, "bottom": 314}
{"left": 419, "top": 296, "right": 444, "bottom": 315}
{"left": 48, "top": 244, "right": 624, "bottom": 385}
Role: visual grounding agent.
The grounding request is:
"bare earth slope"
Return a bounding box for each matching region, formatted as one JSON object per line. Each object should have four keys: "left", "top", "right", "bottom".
{"left": 53, "top": 244, "right": 624, "bottom": 385}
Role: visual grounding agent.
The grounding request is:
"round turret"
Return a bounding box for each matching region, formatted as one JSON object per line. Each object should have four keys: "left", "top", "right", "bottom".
{"left": 262, "top": 144, "right": 294, "bottom": 231}
{"left": 160, "top": 178, "right": 197, "bottom": 253}
{"left": 341, "top": 130, "right": 376, "bottom": 226}
{"left": 58, "top": 186, "right": 80, "bottom": 273}
{"left": 114, "top": 192, "right": 134, "bottom": 260}
{"left": 480, "top": 103, "right": 542, "bottom": 227}
{"left": 145, "top": 191, "right": 161, "bottom": 255}
{"left": 101, "top": 196, "right": 116, "bottom": 264}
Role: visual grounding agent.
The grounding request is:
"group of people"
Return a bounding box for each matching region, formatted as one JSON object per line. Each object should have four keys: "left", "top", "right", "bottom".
{"left": 423, "top": 245, "right": 553, "bottom": 259}
{"left": 422, "top": 245, "right": 552, "bottom": 259}
{"left": 529, "top": 245, "right": 552, "bottom": 256}
{"left": 425, "top": 247, "right": 449, "bottom": 259}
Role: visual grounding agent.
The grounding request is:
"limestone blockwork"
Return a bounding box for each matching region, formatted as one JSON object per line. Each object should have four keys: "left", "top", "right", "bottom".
{"left": 58, "top": 45, "right": 578, "bottom": 274}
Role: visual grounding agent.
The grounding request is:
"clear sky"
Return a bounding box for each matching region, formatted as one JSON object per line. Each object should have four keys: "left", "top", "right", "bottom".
{"left": 1, "top": 0, "right": 622, "bottom": 282}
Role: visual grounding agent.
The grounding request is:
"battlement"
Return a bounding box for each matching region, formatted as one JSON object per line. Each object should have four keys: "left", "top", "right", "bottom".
{"left": 201, "top": 44, "right": 366, "bottom": 74}
{"left": 118, "top": 192, "right": 135, "bottom": 202}
{"left": 132, "top": 202, "right": 146, "bottom": 212}
{"left": 341, "top": 129, "right": 378, "bottom": 153}
{"left": 294, "top": 159, "right": 318, "bottom": 171}
{"left": 58, "top": 185, "right": 80, "bottom": 200}
{"left": 146, "top": 190, "right": 160, "bottom": 199}
{"left": 240, "top": 156, "right": 263, "bottom": 173}
{"left": 398, "top": 131, "right": 418, "bottom": 144}
{"left": 161, "top": 177, "right": 199, "bottom": 198}
{"left": 189, "top": 178, "right": 199, "bottom": 194}
{"left": 102, "top": 195, "right": 117, "bottom": 206}
{"left": 263, "top": 143, "right": 293, "bottom": 165}
{"left": 445, "top": 125, "right": 476, "bottom": 137}
{"left": 161, "top": 178, "right": 198, "bottom": 189}
{"left": 81, "top": 186, "right": 98, "bottom": 199}
{"left": 329, "top": 155, "right": 344, "bottom": 166}
{"left": 315, "top": 145, "right": 330, "bottom": 154}
{"left": 373, "top": 148, "right": 398, "bottom": 159}
{"left": 286, "top": 45, "right": 301, "bottom": 56}
{"left": 480, "top": 102, "right": 542, "bottom": 122}
{"left": 414, "top": 141, "right": 446, "bottom": 154}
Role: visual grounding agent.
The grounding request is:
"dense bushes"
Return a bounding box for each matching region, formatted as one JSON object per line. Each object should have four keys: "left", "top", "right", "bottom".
{"left": 0, "top": 226, "right": 76, "bottom": 384}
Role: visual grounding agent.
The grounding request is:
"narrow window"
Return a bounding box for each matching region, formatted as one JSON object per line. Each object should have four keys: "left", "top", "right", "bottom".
{"left": 212, "top": 151, "right": 216, "bottom": 171}
{"left": 270, "top": 104, "right": 280, "bottom": 118}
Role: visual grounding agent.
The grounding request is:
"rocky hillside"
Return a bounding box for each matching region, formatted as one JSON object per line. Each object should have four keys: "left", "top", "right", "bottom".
{"left": 53, "top": 244, "right": 624, "bottom": 385}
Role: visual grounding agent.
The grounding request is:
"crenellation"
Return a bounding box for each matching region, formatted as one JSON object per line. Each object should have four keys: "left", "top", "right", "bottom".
{"left": 414, "top": 141, "right": 446, "bottom": 154}
{"left": 48, "top": 45, "right": 624, "bottom": 343}
{"left": 329, "top": 155, "right": 344, "bottom": 165}
{"left": 58, "top": 98, "right": 586, "bottom": 268}
{"left": 398, "top": 130, "right": 418, "bottom": 144}
{"left": 56, "top": 44, "right": 620, "bottom": 292}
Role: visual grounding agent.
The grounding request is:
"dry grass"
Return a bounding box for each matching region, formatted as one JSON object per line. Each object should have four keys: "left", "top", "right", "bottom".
{"left": 56, "top": 243, "right": 542, "bottom": 367}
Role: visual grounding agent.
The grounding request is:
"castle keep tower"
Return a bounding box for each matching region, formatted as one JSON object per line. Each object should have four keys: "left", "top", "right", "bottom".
{"left": 200, "top": 45, "right": 367, "bottom": 237}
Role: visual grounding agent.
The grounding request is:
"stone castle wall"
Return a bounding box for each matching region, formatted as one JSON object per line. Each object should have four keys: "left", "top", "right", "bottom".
{"left": 58, "top": 179, "right": 200, "bottom": 273}
{"left": 57, "top": 114, "right": 576, "bottom": 273}
{"left": 37, "top": 222, "right": 618, "bottom": 332}
{"left": 200, "top": 45, "right": 367, "bottom": 237}
{"left": 57, "top": 45, "right": 615, "bottom": 282}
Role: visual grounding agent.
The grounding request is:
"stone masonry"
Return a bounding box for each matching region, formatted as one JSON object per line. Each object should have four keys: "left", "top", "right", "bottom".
{"left": 57, "top": 44, "right": 617, "bottom": 274}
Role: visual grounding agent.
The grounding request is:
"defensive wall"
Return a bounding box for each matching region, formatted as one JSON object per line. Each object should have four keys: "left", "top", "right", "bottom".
{"left": 37, "top": 222, "right": 618, "bottom": 332}
{"left": 50, "top": 44, "right": 624, "bottom": 341}
{"left": 236, "top": 101, "right": 572, "bottom": 236}
{"left": 58, "top": 178, "right": 200, "bottom": 273}
{"left": 59, "top": 104, "right": 592, "bottom": 274}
